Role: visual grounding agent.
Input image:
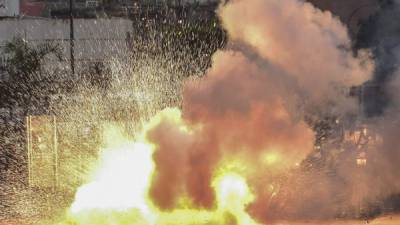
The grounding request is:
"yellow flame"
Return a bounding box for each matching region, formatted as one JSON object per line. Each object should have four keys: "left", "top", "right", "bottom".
{"left": 213, "top": 173, "right": 259, "bottom": 225}
{"left": 70, "top": 142, "right": 155, "bottom": 213}
{"left": 65, "top": 108, "right": 261, "bottom": 225}
{"left": 261, "top": 151, "right": 281, "bottom": 165}
{"left": 101, "top": 123, "right": 131, "bottom": 148}
{"left": 142, "top": 107, "right": 191, "bottom": 136}
{"left": 67, "top": 123, "right": 157, "bottom": 225}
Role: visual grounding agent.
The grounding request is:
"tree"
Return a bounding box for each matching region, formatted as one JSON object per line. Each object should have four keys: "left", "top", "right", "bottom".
{"left": 0, "top": 37, "right": 64, "bottom": 116}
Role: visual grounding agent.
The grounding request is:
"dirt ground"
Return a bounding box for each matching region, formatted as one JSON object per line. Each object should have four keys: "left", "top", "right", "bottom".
{"left": 270, "top": 215, "right": 400, "bottom": 225}
{"left": 1, "top": 215, "right": 400, "bottom": 225}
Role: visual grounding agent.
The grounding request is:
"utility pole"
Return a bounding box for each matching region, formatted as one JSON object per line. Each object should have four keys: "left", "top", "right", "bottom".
{"left": 70, "top": 0, "right": 75, "bottom": 76}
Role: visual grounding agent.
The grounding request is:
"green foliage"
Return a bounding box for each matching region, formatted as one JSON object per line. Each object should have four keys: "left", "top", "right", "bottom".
{"left": 0, "top": 37, "right": 64, "bottom": 115}
{"left": 3, "top": 37, "right": 63, "bottom": 82}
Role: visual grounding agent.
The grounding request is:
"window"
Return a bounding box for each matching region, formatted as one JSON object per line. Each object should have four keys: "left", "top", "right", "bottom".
{"left": 86, "top": 0, "right": 98, "bottom": 8}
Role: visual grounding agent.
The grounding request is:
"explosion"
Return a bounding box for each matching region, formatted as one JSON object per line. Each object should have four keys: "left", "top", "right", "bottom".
{"left": 65, "top": 109, "right": 262, "bottom": 225}
{"left": 70, "top": 142, "right": 155, "bottom": 213}
{"left": 56, "top": 0, "right": 377, "bottom": 224}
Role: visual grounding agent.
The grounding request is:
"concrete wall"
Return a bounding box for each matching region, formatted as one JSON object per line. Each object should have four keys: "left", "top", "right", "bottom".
{"left": 0, "top": 18, "right": 133, "bottom": 72}
{"left": 0, "top": 0, "right": 20, "bottom": 17}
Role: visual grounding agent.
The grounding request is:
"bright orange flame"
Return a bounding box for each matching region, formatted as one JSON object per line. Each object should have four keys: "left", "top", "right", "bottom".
{"left": 63, "top": 108, "right": 263, "bottom": 225}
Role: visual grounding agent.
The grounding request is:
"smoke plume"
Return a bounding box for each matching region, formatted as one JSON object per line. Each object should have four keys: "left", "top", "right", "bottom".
{"left": 146, "top": 0, "right": 374, "bottom": 220}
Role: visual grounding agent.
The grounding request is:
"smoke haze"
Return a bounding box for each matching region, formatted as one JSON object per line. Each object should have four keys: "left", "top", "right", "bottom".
{"left": 146, "top": 0, "right": 375, "bottom": 220}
